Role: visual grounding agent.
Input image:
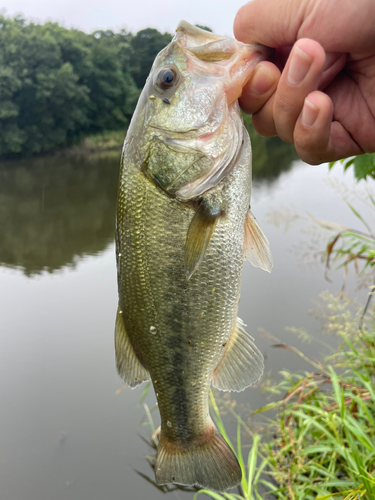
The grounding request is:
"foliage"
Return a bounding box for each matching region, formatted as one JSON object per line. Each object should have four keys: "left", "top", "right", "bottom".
{"left": 86, "top": 29, "right": 140, "bottom": 132}
{"left": 195, "top": 25, "right": 214, "bottom": 32}
{"left": 329, "top": 154, "right": 375, "bottom": 182}
{"left": 0, "top": 15, "right": 299, "bottom": 163}
{"left": 0, "top": 16, "right": 168, "bottom": 157}
{"left": 321, "top": 197, "right": 375, "bottom": 304}
{"left": 78, "top": 129, "right": 125, "bottom": 152}
{"left": 267, "top": 181, "right": 375, "bottom": 300}
{"left": 0, "top": 16, "right": 90, "bottom": 156}
{"left": 128, "top": 28, "right": 172, "bottom": 88}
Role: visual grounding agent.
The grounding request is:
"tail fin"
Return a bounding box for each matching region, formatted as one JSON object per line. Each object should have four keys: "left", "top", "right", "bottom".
{"left": 155, "top": 427, "right": 241, "bottom": 492}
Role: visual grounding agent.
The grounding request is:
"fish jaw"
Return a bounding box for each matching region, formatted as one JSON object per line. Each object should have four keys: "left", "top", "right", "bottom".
{"left": 175, "top": 20, "right": 267, "bottom": 105}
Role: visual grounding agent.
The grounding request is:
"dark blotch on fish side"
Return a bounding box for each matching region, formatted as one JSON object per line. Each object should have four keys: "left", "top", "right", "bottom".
{"left": 162, "top": 98, "right": 171, "bottom": 104}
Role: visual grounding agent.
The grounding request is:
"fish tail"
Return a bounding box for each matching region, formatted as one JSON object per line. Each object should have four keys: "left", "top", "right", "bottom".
{"left": 155, "top": 425, "right": 241, "bottom": 492}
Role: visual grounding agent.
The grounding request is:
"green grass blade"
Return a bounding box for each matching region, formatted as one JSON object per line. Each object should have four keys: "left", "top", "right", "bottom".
{"left": 247, "top": 434, "right": 261, "bottom": 499}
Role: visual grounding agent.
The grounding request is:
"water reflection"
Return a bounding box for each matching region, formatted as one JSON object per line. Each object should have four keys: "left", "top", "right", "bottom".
{"left": 244, "top": 117, "right": 299, "bottom": 181}
{"left": 0, "top": 151, "right": 120, "bottom": 275}
{"left": 0, "top": 131, "right": 296, "bottom": 277}
{"left": 0, "top": 137, "right": 360, "bottom": 500}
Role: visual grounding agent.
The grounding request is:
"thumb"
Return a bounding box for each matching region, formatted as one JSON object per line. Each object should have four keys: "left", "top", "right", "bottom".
{"left": 234, "top": 0, "right": 304, "bottom": 48}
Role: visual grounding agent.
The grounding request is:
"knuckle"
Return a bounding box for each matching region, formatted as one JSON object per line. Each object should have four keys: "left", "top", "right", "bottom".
{"left": 239, "top": 92, "right": 265, "bottom": 116}
{"left": 274, "top": 94, "right": 297, "bottom": 143}
{"left": 295, "top": 135, "right": 328, "bottom": 165}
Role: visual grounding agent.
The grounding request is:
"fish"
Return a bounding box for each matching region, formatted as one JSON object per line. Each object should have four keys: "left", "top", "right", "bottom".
{"left": 115, "top": 21, "right": 273, "bottom": 493}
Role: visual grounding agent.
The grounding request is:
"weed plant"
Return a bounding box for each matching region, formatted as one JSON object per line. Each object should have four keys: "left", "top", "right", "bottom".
{"left": 196, "top": 293, "right": 375, "bottom": 500}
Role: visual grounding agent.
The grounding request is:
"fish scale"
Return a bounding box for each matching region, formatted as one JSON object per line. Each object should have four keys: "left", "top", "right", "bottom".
{"left": 115, "top": 21, "right": 272, "bottom": 492}
{"left": 118, "top": 143, "right": 247, "bottom": 426}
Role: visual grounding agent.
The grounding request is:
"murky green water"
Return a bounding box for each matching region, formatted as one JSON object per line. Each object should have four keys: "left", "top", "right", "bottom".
{"left": 0, "top": 138, "right": 366, "bottom": 500}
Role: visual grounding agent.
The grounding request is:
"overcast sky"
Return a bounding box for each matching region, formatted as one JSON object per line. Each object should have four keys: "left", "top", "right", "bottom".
{"left": 1, "top": 0, "right": 249, "bottom": 37}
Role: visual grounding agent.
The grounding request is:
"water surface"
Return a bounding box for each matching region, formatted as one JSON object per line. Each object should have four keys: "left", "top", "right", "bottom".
{"left": 0, "top": 140, "right": 367, "bottom": 500}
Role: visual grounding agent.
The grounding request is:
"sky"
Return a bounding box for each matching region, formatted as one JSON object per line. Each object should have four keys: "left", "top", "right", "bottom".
{"left": 1, "top": 0, "right": 249, "bottom": 37}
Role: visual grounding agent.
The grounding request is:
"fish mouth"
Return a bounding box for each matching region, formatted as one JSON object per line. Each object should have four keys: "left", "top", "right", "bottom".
{"left": 147, "top": 123, "right": 200, "bottom": 138}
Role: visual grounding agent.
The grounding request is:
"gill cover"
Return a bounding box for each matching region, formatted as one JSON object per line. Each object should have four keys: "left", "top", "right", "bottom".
{"left": 143, "top": 21, "right": 266, "bottom": 201}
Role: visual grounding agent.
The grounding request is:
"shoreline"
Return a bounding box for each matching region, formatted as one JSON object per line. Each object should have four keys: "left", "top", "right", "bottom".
{"left": 56, "top": 130, "right": 125, "bottom": 158}
{"left": 0, "top": 130, "right": 126, "bottom": 164}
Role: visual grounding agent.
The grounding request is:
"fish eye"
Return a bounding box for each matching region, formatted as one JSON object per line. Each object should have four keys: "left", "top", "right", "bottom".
{"left": 156, "top": 67, "right": 178, "bottom": 91}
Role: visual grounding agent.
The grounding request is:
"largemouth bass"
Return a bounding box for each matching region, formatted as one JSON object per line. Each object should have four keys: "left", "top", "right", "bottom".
{"left": 115, "top": 21, "right": 273, "bottom": 492}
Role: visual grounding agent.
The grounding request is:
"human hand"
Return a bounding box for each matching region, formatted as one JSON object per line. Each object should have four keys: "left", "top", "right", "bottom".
{"left": 234, "top": 0, "right": 375, "bottom": 164}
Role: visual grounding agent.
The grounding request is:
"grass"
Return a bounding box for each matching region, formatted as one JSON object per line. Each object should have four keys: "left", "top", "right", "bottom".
{"left": 195, "top": 292, "right": 375, "bottom": 500}
{"left": 79, "top": 129, "right": 125, "bottom": 152}
{"left": 57, "top": 129, "right": 125, "bottom": 157}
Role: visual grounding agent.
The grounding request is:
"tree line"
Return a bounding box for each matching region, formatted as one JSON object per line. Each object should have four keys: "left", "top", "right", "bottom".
{"left": 0, "top": 16, "right": 172, "bottom": 157}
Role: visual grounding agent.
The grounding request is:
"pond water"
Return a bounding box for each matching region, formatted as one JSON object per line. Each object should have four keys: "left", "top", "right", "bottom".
{"left": 0, "top": 135, "right": 368, "bottom": 500}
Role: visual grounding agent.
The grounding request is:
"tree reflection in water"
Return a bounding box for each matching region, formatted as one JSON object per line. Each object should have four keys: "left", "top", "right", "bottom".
{"left": 0, "top": 151, "right": 120, "bottom": 276}
{"left": 0, "top": 124, "right": 296, "bottom": 277}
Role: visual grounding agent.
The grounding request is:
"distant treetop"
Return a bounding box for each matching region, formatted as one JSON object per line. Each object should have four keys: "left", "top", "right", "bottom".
{"left": 0, "top": 16, "right": 173, "bottom": 158}
{"left": 195, "top": 24, "right": 213, "bottom": 32}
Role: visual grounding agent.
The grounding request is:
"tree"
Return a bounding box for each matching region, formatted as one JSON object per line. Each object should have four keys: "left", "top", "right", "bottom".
{"left": 0, "top": 17, "right": 90, "bottom": 155}
{"left": 0, "top": 17, "right": 170, "bottom": 158}
{"left": 129, "top": 28, "right": 172, "bottom": 88}
{"left": 86, "top": 30, "right": 139, "bottom": 132}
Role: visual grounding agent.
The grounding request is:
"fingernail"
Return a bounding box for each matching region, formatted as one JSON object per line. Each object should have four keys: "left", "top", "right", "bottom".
{"left": 251, "top": 66, "right": 276, "bottom": 95}
{"left": 288, "top": 45, "right": 313, "bottom": 85}
{"left": 301, "top": 97, "right": 319, "bottom": 127}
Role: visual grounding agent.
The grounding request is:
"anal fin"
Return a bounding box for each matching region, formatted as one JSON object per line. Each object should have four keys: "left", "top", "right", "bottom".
{"left": 212, "top": 318, "right": 264, "bottom": 392}
{"left": 244, "top": 209, "right": 273, "bottom": 273}
{"left": 115, "top": 307, "right": 150, "bottom": 388}
{"left": 184, "top": 201, "right": 220, "bottom": 280}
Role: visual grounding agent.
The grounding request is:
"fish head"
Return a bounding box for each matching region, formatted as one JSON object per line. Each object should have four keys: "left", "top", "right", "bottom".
{"left": 146, "top": 21, "right": 266, "bottom": 135}
{"left": 134, "top": 21, "right": 267, "bottom": 199}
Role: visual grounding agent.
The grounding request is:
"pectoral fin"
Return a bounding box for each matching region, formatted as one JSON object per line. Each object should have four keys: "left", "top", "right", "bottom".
{"left": 184, "top": 202, "right": 220, "bottom": 280}
{"left": 212, "top": 318, "right": 264, "bottom": 392}
{"left": 244, "top": 209, "right": 273, "bottom": 273}
{"left": 115, "top": 307, "right": 150, "bottom": 388}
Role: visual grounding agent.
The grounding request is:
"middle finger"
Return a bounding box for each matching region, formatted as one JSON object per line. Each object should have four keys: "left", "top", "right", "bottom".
{"left": 274, "top": 38, "right": 326, "bottom": 143}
